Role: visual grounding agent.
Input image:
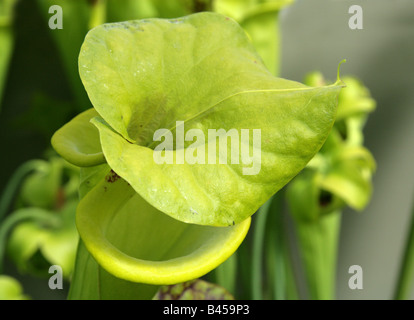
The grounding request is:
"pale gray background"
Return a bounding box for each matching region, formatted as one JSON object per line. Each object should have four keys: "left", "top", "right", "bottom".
{"left": 280, "top": 0, "right": 414, "bottom": 299}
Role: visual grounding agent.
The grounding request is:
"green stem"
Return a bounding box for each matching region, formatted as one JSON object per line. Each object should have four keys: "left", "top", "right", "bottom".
{"left": 251, "top": 197, "right": 272, "bottom": 299}
{"left": 0, "top": 208, "right": 60, "bottom": 274}
{"left": 0, "top": 160, "right": 44, "bottom": 221}
{"left": 295, "top": 211, "right": 342, "bottom": 300}
{"left": 266, "top": 226, "right": 284, "bottom": 299}
{"left": 213, "top": 252, "right": 237, "bottom": 296}
{"left": 265, "top": 191, "right": 288, "bottom": 300}
{"left": 237, "top": 236, "right": 252, "bottom": 299}
{"left": 394, "top": 196, "right": 414, "bottom": 300}
{"left": 88, "top": 0, "right": 107, "bottom": 29}
{"left": 265, "top": 189, "right": 299, "bottom": 300}
{"left": 284, "top": 248, "right": 299, "bottom": 300}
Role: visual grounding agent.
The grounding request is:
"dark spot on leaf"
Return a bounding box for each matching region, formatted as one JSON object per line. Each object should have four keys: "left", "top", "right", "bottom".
{"left": 232, "top": 221, "right": 235, "bottom": 225}
{"left": 106, "top": 170, "right": 120, "bottom": 183}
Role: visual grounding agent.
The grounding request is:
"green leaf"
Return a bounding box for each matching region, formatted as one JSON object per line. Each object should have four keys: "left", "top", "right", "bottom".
{"left": 69, "top": 12, "right": 342, "bottom": 226}
{"left": 76, "top": 171, "right": 250, "bottom": 285}
{"left": 154, "top": 279, "right": 234, "bottom": 300}
{"left": 0, "top": 276, "right": 29, "bottom": 300}
{"left": 51, "top": 108, "right": 105, "bottom": 167}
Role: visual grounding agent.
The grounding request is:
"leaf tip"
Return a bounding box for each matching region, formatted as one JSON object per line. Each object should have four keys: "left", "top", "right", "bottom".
{"left": 335, "top": 59, "right": 347, "bottom": 87}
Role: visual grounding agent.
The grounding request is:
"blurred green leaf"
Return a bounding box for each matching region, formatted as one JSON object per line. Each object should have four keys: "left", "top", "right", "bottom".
{"left": 150, "top": 0, "right": 193, "bottom": 18}
{"left": 7, "top": 201, "right": 78, "bottom": 278}
{"left": 0, "top": 160, "right": 45, "bottom": 221}
{"left": 0, "top": 0, "right": 17, "bottom": 109}
{"left": 0, "top": 207, "right": 61, "bottom": 274}
{"left": 36, "top": 0, "right": 92, "bottom": 111}
{"left": 18, "top": 157, "right": 79, "bottom": 209}
{"left": 289, "top": 73, "right": 376, "bottom": 221}
{"left": 106, "top": 0, "right": 158, "bottom": 21}
{"left": 13, "top": 93, "right": 77, "bottom": 139}
{"left": 213, "top": 0, "right": 293, "bottom": 75}
{"left": 286, "top": 72, "right": 376, "bottom": 299}
{"left": 319, "top": 160, "right": 371, "bottom": 211}
{"left": 2, "top": 157, "right": 80, "bottom": 278}
{"left": 0, "top": 275, "right": 29, "bottom": 300}
{"left": 337, "top": 76, "right": 376, "bottom": 121}
{"left": 18, "top": 159, "right": 61, "bottom": 209}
